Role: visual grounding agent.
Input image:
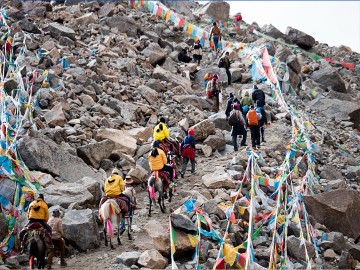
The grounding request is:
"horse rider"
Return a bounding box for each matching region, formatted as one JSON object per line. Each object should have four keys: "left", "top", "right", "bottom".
{"left": 47, "top": 209, "right": 67, "bottom": 269}
{"left": 19, "top": 194, "right": 52, "bottom": 251}
{"left": 148, "top": 141, "right": 174, "bottom": 184}
{"left": 153, "top": 117, "right": 170, "bottom": 142}
{"left": 120, "top": 175, "right": 137, "bottom": 233}
{"left": 99, "top": 168, "right": 130, "bottom": 219}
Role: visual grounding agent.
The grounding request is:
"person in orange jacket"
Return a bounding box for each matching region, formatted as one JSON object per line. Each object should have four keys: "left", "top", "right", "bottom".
{"left": 148, "top": 141, "right": 173, "bottom": 182}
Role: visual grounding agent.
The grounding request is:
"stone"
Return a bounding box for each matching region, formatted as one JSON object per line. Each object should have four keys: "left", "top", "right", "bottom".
{"left": 115, "top": 252, "right": 142, "bottom": 266}
{"left": 320, "top": 165, "right": 344, "bottom": 180}
{"left": 326, "top": 179, "right": 346, "bottom": 190}
{"left": 142, "top": 43, "right": 166, "bottom": 66}
{"left": 3, "top": 78, "right": 18, "bottom": 94}
{"left": 286, "top": 55, "right": 301, "bottom": 74}
{"left": 178, "top": 118, "right": 189, "bottom": 132}
{"left": 96, "top": 128, "right": 138, "bottom": 157}
{"left": 304, "top": 189, "right": 360, "bottom": 238}
{"left": 285, "top": 26, "right": 316, "bottom": 49}
{"left": 310, "top": 66, "right": 347, "bottom": 93}
{"left": 203, "top": 199, "right": 226, "bottom": 220}
{"left": 326, "top": 232, "right": 345, "bottom": 253}
{"left": 348, "top": 243, "right": 360, "bottom": 261}
{"left": 98, "top": 3, "right": 115, "bottom": 17}
{"left": 63, "top": 209, "right": 100, "bottom": 251}
{"left": 286, "top": 235, "right": 315, "bottom": 261}
{"left": 19, "top": 18, "right": 41, "bottom": 34}
{"left": 307, "top": 98, "right": 360, "bottom": 129}
{"left": 170, "top": 214, "right": 197, "bottom": 233}
{"left": 274, "top": 46, "right": 293, "bottom": 62}
{"left": 77, "top": 140, "right": 115, "bottom": 169}
{"left": 138, "top": 85, "right": 160, "bottom": 105}
{"left": 338, "top": 251, "right": 357, "bottom": 269}
{"left": 44, "top": 104, "right": 66, "bottom": 127}
{"left": 202, "top": 171, "right": 235, "bottom": 189}
{"left": 153, "top": 66, "right": 191, "bottom": 91}
{"left": 73, "top": 12, "right": 98, "bottom": 25}
{"left": 18, "top": 135, "right": 101, "bottom": 183}
{"left": 190, "top": 119, "right": 216, "bottom": 141}
{"left": 173, "top": 95, "right": 212, "bottom": 111}
{"left": 126, "top": 166, "right": 148, "bottom": 184}
{"left": 106, "top": 16, "right": 139, "bottom": 38}
{"left": 204, "top": 135, "right": 226, "bottom": 151}
{"left": 324, "top": 249, "right": 338, "bottom": 261}
{"left": 137, "top": 250, "right": 167, "bottom": 269}
{"left": 48, "top": 22, "right": 76, "bottom": 40}
{"left": 208, "top": 112, "right": 230, "bottom": 131}
{"left": 346, "top": 166, "right": 360, "bottom": 181}
{"left": 262, "top": 24, "right": 286, "bottom": 40}
{"left": 201, "top": 145, "right": 212, "bottom": 157}
{"left": 0, "top": 218, "right": 7, "bottom": 242}
{"left": 197, "top": 2, "right": 230, "bottom": 22}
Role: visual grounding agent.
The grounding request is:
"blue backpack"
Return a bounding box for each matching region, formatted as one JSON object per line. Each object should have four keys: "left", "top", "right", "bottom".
{"left": 242, "top": 105, "right": 249, "bottom": 114}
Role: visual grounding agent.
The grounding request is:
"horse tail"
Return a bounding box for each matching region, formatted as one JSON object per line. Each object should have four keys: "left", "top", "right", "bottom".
{"left": 149, "top": 185, "right": 156, "bottom": 201}
{"left": 106, "top": 220, "right": 114, "bottom": 238}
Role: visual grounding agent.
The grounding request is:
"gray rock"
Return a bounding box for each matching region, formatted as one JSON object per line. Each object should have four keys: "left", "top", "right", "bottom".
{"left": 153, "top": 66, "right": 191, "bottom": 91}
{"left": 346, "top": 166, "right": 360, "bottom": 181}
{"left": 19, "top": 18, "right": 41, "bottom": 34}
{"left": 287, "top": 235, "right": 315, "bottom": 261}
{"left": 138, "top": 85, "right": 160, "bottom": 105}
{"left": 116, "top": 252, "right": 142, "bottom": 266}
{"left": 98, "top": 3, "right": 115, "bottom": 17}
{"left": 197, "top": 2, "right": 230, "bottom": 22}
{"left": 274, "top": 46, "right": 293, "bottom": 62}
{"left": 73, "top": 12, "right": 98, "bottom": 25}
{"left": 4, "top": 78, "right": 18, "bottom": 94}
{"left": 190, "top": 119, "right": 216, "bottom": 141}
{"left": 262, "top": 24, "right": 286, "bottom": 40}
{"left": 48, "top": 23, "right": 76, "bottom": 40}
{"left": 202, "top": 170, "right": 235, "bottom": 189}
{"left": 173, "top": 95, "right": 212, "bottom": 111}
{"left": 170, "top": 214, "right": 197, "bottom": 233}
{"left": 204, "top": 199, "right": 226, "bottom": 220}
{"left": 310, "top": 66, "right": 346, "bottom": 93}
{"left": 142, "top": 43, "right": 166, "bottom": 66}
{"left": 320, "top": 165, "right": 344, "bottom": 180}
{"left": 209, "top": 112, "right": 230, "bottom": 131}
{"left": 44, "top": 104, "right": 66, "bottom": 128}
{"left": 285, "top": 26, "right": 316, "bottom": 49}
{"left": 105, "top": 16, "right": 139, "bottom": 38}
{"left": 18, "top": 135, "right": 102, "bottom": 183}
{"left": 63, "top": 209, "right": 100, "bottom": 251}
{"left": 304, "top": 189, "right": 360, "bottom": 238}
{"left": 204, "top": 135, "right": 226, "bottom": 151}
{"left": 77, "top": 140, "right": 115, "bottom": 169}
{"left": 137, "top": 249, "right": 167, "bottom": 269}
{"left": 338, "top": 251, "right": 356, "bottom": 269}
{"left": 326, "top": 232, "right": 345, "bottom": 254}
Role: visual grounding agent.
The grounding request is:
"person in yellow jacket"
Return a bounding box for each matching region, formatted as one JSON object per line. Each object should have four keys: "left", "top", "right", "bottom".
{"left": 27, "top": 194, "right": 52, "bottom": 233}
{"left": 153, "top": 117, "right": 170, "bottom": 142}
{"left": 148, "top": 141, "right": 173, "bottom": 182}
{"left": 99, "top": 168, "right": 125, "bottom": 206}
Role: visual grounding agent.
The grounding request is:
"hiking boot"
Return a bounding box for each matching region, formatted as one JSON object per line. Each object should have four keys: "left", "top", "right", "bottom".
{"left": 120, "top": 228, "right": 126, "bottom": 235}
{"left": 164, "top": 192, "right": 168, "bottom": 199}
{"left": 181, "top": 173, "right": 184, "bottom": 178}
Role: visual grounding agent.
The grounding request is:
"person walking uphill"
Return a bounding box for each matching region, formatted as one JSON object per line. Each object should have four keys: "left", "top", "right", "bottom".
{"left": 192, "top": 40, "right": 203, "bottom": 65}
{"left": 47, "top": 209, "right": 66, "bottom": 269}
{"left": 228, "top": 103, "right": 247, "bottom": 151}
{"left": 252, "top": 85, "right": 266, "bottom": 108}
{"left": 209, "top": 22, "right": 222, "bottom": 52}
{"left": 247, "top": 105, "right": 261, "bottom": 149}
{"left": 256, "top": 100, "right": 270, "bottom": 143}
{"left": 180, "top": 128, "right": 196, "bottom": 178}
{"left": 223, "top": 52, "right": 231, "bottom": 86}
{"left": 206, "top": 75, "right": 221, "bottom": 113}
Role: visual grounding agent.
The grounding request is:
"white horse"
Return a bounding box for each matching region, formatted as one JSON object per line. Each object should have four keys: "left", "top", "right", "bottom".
{"left": 99, "top": 199, "right": 124, "bottom": 249}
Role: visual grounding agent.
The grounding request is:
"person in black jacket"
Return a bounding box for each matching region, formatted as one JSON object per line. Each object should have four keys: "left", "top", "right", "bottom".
{"left": 225, "top": 93, "right": 234, "bottom": 119}
{"left": 223, "top": 52, "right": 231, "bottom": 86}
{"left": 230, "top": 103, "right": 247, "bottom": 151}
{"left": 178, "top": 49, "right": 192, "bottom": 63}
{"left": 256, "top": 100, "right": 269, "bottom": 142}
{"left": 252, "top": 85, "right": 265, "bottom": 108}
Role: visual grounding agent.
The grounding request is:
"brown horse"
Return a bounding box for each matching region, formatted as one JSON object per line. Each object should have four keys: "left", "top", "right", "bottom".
{"left": 27, "top": 229, "right": 47, "bottom": 269}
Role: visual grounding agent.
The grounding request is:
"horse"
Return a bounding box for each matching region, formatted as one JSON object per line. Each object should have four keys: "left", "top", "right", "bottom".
{"left": 148, "top": 172, "right": 173, "bottom": 217}
{"left": 99, "top": 199, "right": 131, "bottom": 249}
{"left": 27, "top": 228, "right": 47, "bottom": 269}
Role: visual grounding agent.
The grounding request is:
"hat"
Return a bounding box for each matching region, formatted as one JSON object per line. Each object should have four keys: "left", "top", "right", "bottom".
{"left": 229, "top": 93, "right": 234, "bottom": 98}
{"left": 233, "top": 103, "right": 239, "bottom": 109}
{"left": 152, "top": 141, "right": 160, "bottom": 148}
{"left": 112, "top": 168, "right": 119, "bottom": 175}
{"left": 159, "top": 117, "right": 166, "bottom": 123}
{"left": 125, "top": 176, "right": 133, "bottom": 184}
{"left": 188, "top": 128, "right": 195, "bottom": 136}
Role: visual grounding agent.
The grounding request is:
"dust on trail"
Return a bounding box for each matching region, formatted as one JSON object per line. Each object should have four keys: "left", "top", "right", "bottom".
{"left": 34, "top": 121, "right": 288, "bottom": 270}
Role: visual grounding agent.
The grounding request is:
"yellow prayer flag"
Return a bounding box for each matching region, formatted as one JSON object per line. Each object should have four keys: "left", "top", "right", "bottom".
{"left": 276, "top": 215, "right": 285, "bottom": 225}
{"left": 187, "top": 24, "right": 193, "bottom": 35}
{"left": 165, "top": 11, "right": 171, "bottom": 21}
{"left": 171, "top": 241, "right": 176, "bottom": 254}
{"left": 292, "top": 212, "right": 299, "bottom": 224}
{"left": 237, "top": 206, "right": 247, "bottom": 215}
{"left": 188, "top": 234, "right": 198, "bottom": 247}
{"left": 223, "top": 244, "right": 237, "bottom": 266}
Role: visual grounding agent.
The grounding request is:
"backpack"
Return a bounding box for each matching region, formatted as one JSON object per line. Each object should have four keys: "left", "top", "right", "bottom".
{"left": 228, "top": 110, "right": 240, "bottom": 126}
{"left": 242, "top": 105, "right": 249, "bottom": 114}
{"left": 218, "top": 58, "right": 224, "bottom": 68}
{"left": 247, "top": 109, "right": 258, "bottom": 126}
{"left": 206, "top": 83, "right": 213, "bottom": 98}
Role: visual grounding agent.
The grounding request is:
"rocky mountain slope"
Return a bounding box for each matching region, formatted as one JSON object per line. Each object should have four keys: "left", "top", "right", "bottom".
{"left": 0, "top": 0, "right": 359, "bottom": 269}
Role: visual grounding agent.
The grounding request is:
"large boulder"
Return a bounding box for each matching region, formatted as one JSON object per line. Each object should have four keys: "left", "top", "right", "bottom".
{"left": 48, "top": 23, "right": 76, "bottom": 40}
{"left": 153, "top": 66, "right": 191, "bottom": 91}
{"left": 43, "top": 104, "right": 66, "bottom": 128}
{"left": 18, "top": 135, "right": 101, "bottom": 183}
{"left": 63, "top": 209, "right": 100, "bottom": 251}
{"left": 208, "top": 112, "right": 230, "bottom": 131}
{"left": 137, "top": 250, "right": 167, "bottom": 269}
{"left": 307, "top": 98, "right": 360, "bottom": 127}
{"left": 262, "top": 24, "right": 286, "bottom": 40}
{"left": 190, "top": 119, "right": 216, "bottom": 141}
{"left": 285, "top": 26, "right": 316, "bottom": 49}
{"left": 287, "top": 235, "right": 315, "bottom": 261}
{"left": 170, "top": 214, "right": 197, "bottom": 233}
{"left": 142, "top": 43, "right": 166, "bottom": 66}
{"left": 126, "top": 166, "right": 148, "bottom": 184}
{"left": 304, "top": 189, "right": 360, "bottom": 238}
{"left": 310, "top": 65, "right": 347, "bottom": 93}
{"left": 204, "top": 135, "right": 226, "bottom": 151}
{"left": 73, "top": 12, "right": 98, "bottom": 25}
{"left": 105, "top": 16, "right": 139, "bottom": 38}
{"left": 202, "top": 170, "right": 235, "bottom": 189}
{"left": 173, "top": 95, "right": 212, "bottom": 110}
{"left": 124, "top": 127, "right": 153, "bottom": 144}
{"left": 197, "top": 2, "right": 230, "bottom": 22}
{"left": 77, "top": 140, "right": 115, "bottom": 169}
{"left": 96, "top": 129, "right": 138, "bottom": 157}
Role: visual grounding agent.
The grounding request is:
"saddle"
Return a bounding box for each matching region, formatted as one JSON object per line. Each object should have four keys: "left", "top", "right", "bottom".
{"left": 19, "top": 222, "right": 52, "bottom": 251}
{"left": 159, "top": 138, "right": 179, "bottom": 156}
{"left": 99, "top": 195, "right": 129, "bottom": 215}
{"left": 152, "top": 171, "right": 170, "bottom": 192}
